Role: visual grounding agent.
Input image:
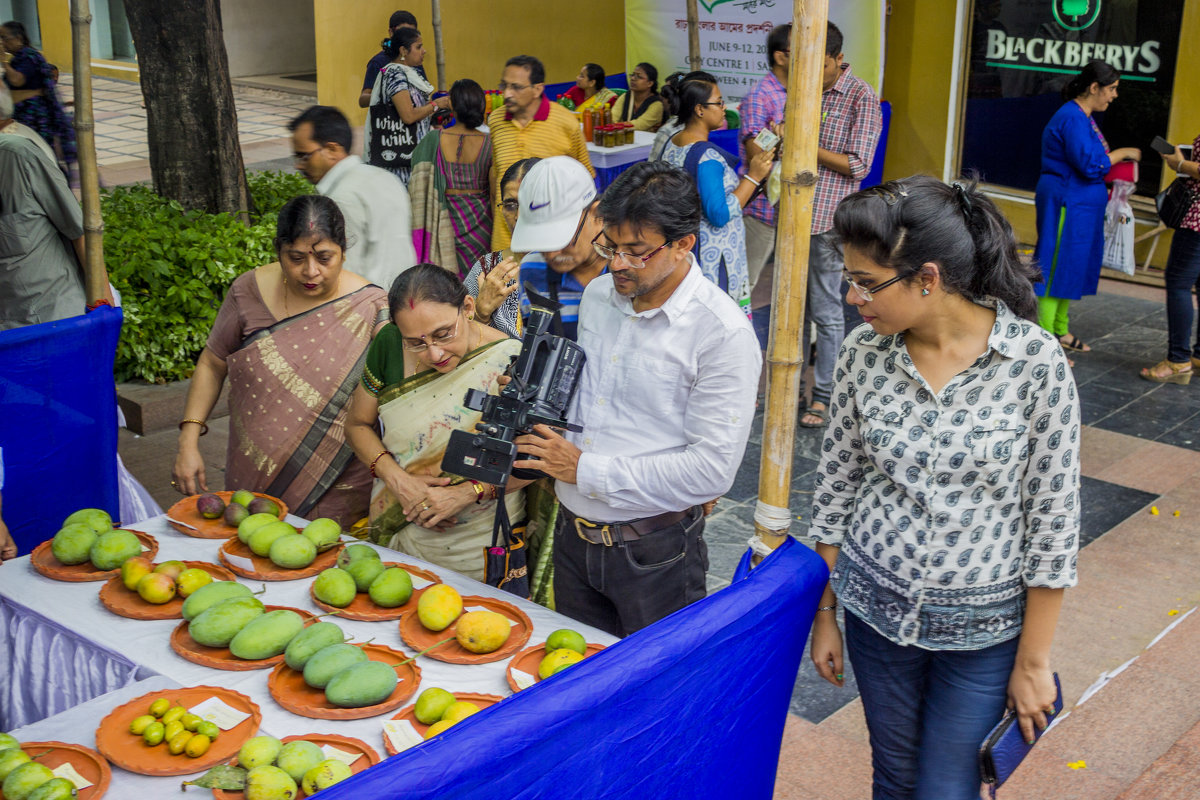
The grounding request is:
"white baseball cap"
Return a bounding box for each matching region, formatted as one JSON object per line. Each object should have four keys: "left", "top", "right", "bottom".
{"left": 510, "top": 156, "right": 597, "bottom": 253}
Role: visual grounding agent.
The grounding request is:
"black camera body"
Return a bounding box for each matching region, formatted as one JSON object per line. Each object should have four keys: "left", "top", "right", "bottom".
{"left": 441, "top": 286, "right": 585, "bottom": 485}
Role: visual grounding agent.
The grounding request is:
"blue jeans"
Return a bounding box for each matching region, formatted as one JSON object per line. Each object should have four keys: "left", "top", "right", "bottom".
{"left": 1164, "top": 228, "right": 1200, "bottom": 363}
{"left": 844, "top": 611, "right": 1019, "bottom": 800}
{"left": 801, "top": 231, "right": 845, "bottom": 407}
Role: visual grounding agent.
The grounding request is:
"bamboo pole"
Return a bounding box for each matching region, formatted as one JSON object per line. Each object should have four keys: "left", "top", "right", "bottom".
{"left": 431, "top": 0, "right": 446, "bottom": 92}
{"left": 686, "top": 0, "right": 701, "bottom": 71}
{"left": 754, "top": 0, "right": 828, "bottom": 550}
{"left": 69, "top": 0, "right": 108, "bottom": 306}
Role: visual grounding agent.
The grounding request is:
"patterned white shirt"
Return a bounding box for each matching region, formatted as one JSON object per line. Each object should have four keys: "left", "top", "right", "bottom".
{"left": 811, "top": 300, "right": 1080, "bottom": 650}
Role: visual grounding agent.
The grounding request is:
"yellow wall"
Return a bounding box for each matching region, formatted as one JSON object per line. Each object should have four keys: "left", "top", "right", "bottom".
{"left": 34, "top": 0, "right": 70, "bottom": 71}
{"left": 315, "top": 0, "right": 626, "bottom": 127}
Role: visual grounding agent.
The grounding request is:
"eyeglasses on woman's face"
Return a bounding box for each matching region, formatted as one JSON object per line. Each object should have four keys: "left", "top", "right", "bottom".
{"left": 401, "top": 311, "right": 463, "bottom": 352}
{"left": 591, "top": 232, "right": 672, "bottom": 269}
{"left": 843, "top": 269, "right": 910, "bottom": 302}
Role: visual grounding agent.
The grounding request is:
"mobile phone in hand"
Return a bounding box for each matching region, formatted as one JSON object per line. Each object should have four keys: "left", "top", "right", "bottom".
{"left": 1151, "top": 135, "right": 1175, "bottom": 156}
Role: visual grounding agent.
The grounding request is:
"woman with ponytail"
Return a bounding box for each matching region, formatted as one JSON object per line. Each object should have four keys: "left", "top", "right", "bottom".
{"left": 1033, "top": 59, "right": 1140, "bottom": 354}
{"left": 806, "top": 175, "right": 1080, "bottom": 800}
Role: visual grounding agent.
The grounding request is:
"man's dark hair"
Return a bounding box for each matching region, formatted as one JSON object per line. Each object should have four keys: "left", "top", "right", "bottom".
{"left": 505, "top": 55, "right": 545, "bottom": 85}
{"left": 767, "top": 24, "right": 791, "bottom": 66}
{"left": 288, "top": 105, "right": 351, "bottom": 152}
{"left": 450, "top": 79, "right": 487, "bottom": 129}
{"left": 389, "top": 10, "right": 417, "bottom": 29}
{"left": 826, "top": 22, "right": 844, "bottom": 57}
{"left": 597, "top": 161, "right": 700, "bottom": 243}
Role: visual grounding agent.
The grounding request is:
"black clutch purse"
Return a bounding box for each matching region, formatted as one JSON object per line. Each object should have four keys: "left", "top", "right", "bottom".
{"left": 1156, "top": 177, "right": 1200, "bottom": 229}
{"left": 978, "top": 672, "right": 1062, "bottom": 797}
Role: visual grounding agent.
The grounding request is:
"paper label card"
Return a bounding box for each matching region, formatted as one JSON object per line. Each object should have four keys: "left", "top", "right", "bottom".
{"left": 409, "top": 575, "right": 434, "bottom": 590}
{"left": 321, "top": 744, "right": 362, "bottom": 765}
{"left": 222, "top": 552, "right": 256, "bottom": 573}
{"left": 512, "top": 670, "right": 536, "bottom": 691}
{"left": 189, "top": 697, "right": 251, "bottom": 730}
{"left": 383, "top": 720, "right": 423, "bottom": 753}
{"left": 51, "top": 763, "right": 93, "bottom": 790}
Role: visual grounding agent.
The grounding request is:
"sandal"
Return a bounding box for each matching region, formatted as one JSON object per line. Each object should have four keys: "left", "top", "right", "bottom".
{"left": 799, "top": 404, "right": 828, "bottom": 428}
{"left": 1059, "top": 334, "right": 1092, "bottom": 353}
{"left": 1140, "top": 360, "right": 1193, "bottom": 385}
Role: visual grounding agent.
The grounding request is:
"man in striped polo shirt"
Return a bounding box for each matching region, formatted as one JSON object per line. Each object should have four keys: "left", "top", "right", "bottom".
{"left": 489, "top": 55, "right": 594, "bottom": 252}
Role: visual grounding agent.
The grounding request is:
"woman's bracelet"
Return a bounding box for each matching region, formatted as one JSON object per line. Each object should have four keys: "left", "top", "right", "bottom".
{"left": 744, "top": 175, "right": 761, "bottom": 187}
{"left": 368, "top": 449, "right": 392, "bottom": 478}
{"left": 817, "top": 604, "right": 837, "bottom": 613}
{"left": 467, "top": 480, "right": 486, "bottom": 503}
{"left": 178, "top": 419, "right": 209, "bottom": 436}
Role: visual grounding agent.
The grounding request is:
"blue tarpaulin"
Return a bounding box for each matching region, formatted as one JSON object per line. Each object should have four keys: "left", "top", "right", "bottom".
{"left": 318, "top": 537, "right": 828, "bottom": 800}
{"left": 0, "top": 306, "right": 122, "bottom": 553}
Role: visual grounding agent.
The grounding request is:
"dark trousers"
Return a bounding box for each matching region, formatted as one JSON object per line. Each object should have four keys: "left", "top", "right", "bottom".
{"left": 552, "top": 507, "right": 708, "bottom": 638}
{"left": 844, "top": 612, "right": 1019, "bottom": 800}
{"left": 1164, "top": 228, "right": 1200, "bottom": 363}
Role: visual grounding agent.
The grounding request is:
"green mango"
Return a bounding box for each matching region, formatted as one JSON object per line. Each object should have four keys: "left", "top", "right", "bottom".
{"left": 25, "top": 777, "right": 77, "bottom": 800}
{"left": 228, "top": 609, "right": 306, "bottom": 660}
{"left": 284, "top": 621, "right": 346, "bottom": 671}
{"left": 336, "top": 543, "right": 380, "bottom": 568}
{"left": 312, "top": 568, "right": 356, "bottom": 608}
{"left": 302, "top": 643, "right": 367, "bottom": 689}
{"left": 243, "top": 765, "right": 296, "bottom": 800}
{"left": 231, "top": 489, "right": 256, "bottom": 509}
{"left": 268, "top": 534, "right": 316, "bottom": 569}
{"left": 413, "top": 687, "right": 456, "bottom": 725}
{"left": 275, "top": 740, "right": 324, "bottom": 782}
{"left": 325, "top": 660, "right": 398, "bottom": 708}
{"left": 248, "top": 521, "right": 294, "bottom": 557}
{"left": 0, "top": 748, "right": 31, "bottom": 781}
{"left": 50, "top": 523, "right": 98, "bottom": 565}
{"left": 301, "top": 518, "right": 342, "bottom": 551}
{"left": 181, "top": 580, "right": 253, "bottom": 621}
{"left": 237, "top": 735, "right": 283, "bottom": 770}
{"left": 238, "top": 512, "right": 279, "bottom": 544}
{"left": 62, "top": 507, "right": 112, "bottom": 534}
{"left": 368, "top": 567, "right": 413, "bottom": 608}
{"left": 189, "top": 596, "right": 265, "bottom": 648}
{"left": 344, "top": 558, "right": 385, "bottom": 593}
{"left": 89, "top": 529, "right": 143, "bottom": 570}
{"left": 2, "top": 761, "right": 55, "bottom": 800}
{"left": 0, "top": 732, "right": 20, "bottom": 751}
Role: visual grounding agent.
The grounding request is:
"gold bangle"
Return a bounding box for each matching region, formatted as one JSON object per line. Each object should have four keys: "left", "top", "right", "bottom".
{"left": 179, "top": 419, "right": 209, "bottom": 436}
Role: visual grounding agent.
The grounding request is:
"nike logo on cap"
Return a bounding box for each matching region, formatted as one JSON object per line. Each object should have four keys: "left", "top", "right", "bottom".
{"left": 529, "top": 201, "right": 551, "bottom": 211}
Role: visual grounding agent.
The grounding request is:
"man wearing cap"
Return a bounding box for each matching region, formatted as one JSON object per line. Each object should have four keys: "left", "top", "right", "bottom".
{"left": 288, "top": 105, "right": 417, "bottom": 290}
{"left": 508, "top": 156, "right": 606, "bottom": 341}
{"left": 490, "top": 55, "right": 594, "bottom": 252}
{"left": 359, "top": 10, "right": 420, "bottom": 108}
{"left": 512, "top": 161, "right": 761, "bottom": 637}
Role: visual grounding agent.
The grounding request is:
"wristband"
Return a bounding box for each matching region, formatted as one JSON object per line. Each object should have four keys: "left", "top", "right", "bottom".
{"left": 368, "top": 449, "right": 392, "bottom": 478}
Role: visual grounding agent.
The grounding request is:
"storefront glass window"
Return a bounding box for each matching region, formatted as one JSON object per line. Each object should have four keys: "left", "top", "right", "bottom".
{"left": 961, "top": 0, "right": 1183, "bottom": 197}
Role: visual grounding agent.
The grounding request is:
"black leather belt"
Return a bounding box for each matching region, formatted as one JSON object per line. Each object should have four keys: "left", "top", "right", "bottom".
{"left": 564, "top": 506, "right": 694, "bottom": 546}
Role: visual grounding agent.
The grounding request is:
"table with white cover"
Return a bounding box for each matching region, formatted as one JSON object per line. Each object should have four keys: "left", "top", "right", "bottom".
{"left": 0, "top": 513, "right": 615, "bottom": 790}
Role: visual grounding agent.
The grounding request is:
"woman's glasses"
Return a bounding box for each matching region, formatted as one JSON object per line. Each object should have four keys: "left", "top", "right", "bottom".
{"left": 402, "top": 313, "right": 462, "bottom": 352}
{"left": 843, "top": 270, "right": 910, "bottom": 302}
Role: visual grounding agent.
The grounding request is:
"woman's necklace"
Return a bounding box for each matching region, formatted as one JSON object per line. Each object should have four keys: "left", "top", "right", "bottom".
{"left": 281, "top": 273, "right": 340, "bottom": 319}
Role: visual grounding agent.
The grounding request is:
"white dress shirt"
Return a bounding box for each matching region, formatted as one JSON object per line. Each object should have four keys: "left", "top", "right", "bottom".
{"left": 556, "top": 256, "right": 762, "bottom": 522}
{"left": 316, "top": 155, "right": 417, "bottom": 290}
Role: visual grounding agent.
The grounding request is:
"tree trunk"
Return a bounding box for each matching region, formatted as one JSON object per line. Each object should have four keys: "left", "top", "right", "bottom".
{"left": 123, "top": 0, "right": 253, "bottom": 220}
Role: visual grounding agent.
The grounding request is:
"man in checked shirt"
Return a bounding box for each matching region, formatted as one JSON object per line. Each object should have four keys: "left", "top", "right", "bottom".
{"left": 796, "top": 22, "right": 881, "bottom": 430}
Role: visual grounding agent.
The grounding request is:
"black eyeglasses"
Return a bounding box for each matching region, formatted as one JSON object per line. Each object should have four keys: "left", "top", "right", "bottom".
{"left": 700, "top": 99, "right": 727, "bottom": 108}
{"left": 843, "top": 269, "right": 912, "bottom": 302}
{"left": 591, "top": 231, "right": 672, "bottom": 269}
{"left": 497, "top": 199, "right": 519, "bottom": 213}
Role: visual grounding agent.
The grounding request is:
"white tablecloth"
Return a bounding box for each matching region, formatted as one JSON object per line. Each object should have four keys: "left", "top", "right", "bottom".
{"left": 0, "top": 514, "right": 615, "bottom": 789}
{"left": 586, "top": 130, "right": 654, "bottom": 169}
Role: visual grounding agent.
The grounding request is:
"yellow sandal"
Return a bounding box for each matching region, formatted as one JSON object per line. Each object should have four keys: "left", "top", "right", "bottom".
{"left": 1141, "top": 360, "right": 1193, "bottom": 385}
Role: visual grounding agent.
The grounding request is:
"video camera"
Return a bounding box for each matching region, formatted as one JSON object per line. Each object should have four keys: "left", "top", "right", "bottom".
{"left": 441, "top": 285, "right": 586, "bottom": 485}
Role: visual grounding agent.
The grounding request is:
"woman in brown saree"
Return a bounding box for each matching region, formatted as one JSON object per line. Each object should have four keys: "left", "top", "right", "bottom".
{"left": 346, "top": 264, "right": 532, "bottom": 581}
{"left": 172, "top": 195, "right": 389, "bottom": 527}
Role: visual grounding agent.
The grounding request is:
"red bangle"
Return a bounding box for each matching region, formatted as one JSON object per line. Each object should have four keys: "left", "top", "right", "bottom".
{"left": 369, "top": 450, "right": 392, "bottom": 478}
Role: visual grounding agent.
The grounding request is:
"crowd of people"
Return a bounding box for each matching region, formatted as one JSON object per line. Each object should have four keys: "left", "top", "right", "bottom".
{"left": 6, "top": 9, "right": 1200, "bottom": 799}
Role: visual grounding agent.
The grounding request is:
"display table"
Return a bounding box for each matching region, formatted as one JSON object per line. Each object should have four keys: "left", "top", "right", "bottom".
{"left": 586, "top": 130, "right": 654, "bottom": 190}
{"left": 0, "top": 513, "right": 615, "bottom": 789}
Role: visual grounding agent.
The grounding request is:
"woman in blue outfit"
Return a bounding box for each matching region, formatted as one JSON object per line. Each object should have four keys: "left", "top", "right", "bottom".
{"left": 1033, "top": 59, "right": 1139, "bottom": 353}
{"left": 0, "top": 21, "right": 75, "bottom": 172}
{"left": 655, "top": 75, "right": 772, "bottom": 316}
{"left": 808, "top": 176, "right": 1079, "bottom": 800}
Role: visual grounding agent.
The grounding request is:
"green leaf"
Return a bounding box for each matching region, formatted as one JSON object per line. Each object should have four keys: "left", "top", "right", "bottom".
{"left": 181, "top": 764, "right": 247, "bottom": 791}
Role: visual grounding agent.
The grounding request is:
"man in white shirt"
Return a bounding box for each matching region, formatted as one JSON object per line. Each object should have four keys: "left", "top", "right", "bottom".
{"left": 288, "top": 105, "right": 416, "bottom": 290}
{"left": 513, "top": 160, "right": 762, "bottom": 636}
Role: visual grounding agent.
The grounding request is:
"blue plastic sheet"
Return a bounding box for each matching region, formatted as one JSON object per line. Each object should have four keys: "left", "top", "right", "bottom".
{"left": 0, "top": 306, "right": 122, "bottom": 553}
{"left": 318, "top": 537, "right": 828, "bottom": 800}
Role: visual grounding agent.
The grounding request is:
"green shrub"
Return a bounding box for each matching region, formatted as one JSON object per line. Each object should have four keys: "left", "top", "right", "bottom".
{"left": 103, "top": 171, "right": 313, "bottom": 383}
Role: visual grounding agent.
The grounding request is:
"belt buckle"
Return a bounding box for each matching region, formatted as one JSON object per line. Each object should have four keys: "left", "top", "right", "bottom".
{"left": 574, "top": 517, "right": 614, "bottom": 547}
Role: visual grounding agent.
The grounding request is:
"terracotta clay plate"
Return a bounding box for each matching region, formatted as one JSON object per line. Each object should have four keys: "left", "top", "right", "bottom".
{"left": 30, "top": 530, "right": 158, "bottom": 582}
{"left": 211, "top": 733, "right": 380, "bottom": 800}
{"left": 397, "top": 595, "right": 532, "bottom": 665}
{"left": 267, "top": 642, "right": 421, "bottom": 720}
{"left": 217, "top": 537, "right": 342, "bottom": 582}
{"left": 166, "top": 491, "right": 288, "bottom": 539}
{"left": 94, "top": 685, "right": 260, "bottom": 776}
{"left": 308, "top": 562, "right": 442, "bottom": 621}
{"left": 505, "top": 642, "right": 607, "bottom": 692}
{"left": 381, "top": 693, "right": 505, "bottom": 756}
{"left": 20, "top": 741, "right": 112, "bottom": 800}
{"left": 169, "top": 605, "right": 319, "bottom": 671}
{"left": 98, "top": 560, "right": 239, "bottom": 621}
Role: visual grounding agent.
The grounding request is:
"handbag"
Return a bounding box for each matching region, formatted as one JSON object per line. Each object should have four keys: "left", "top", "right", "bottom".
{"left": 978, "top": 673, "right": 1063, "bottom": 797}
{"left": 483, "top": 488, "right": 530, "bottom": 598}
{"left": 1156, "top": 177, "right": 1200, "bottom": 229}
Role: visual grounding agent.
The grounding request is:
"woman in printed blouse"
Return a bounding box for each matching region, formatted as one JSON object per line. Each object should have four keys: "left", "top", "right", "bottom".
{"left": 808, "top": 176, "right": 1079, "bottom": 800}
